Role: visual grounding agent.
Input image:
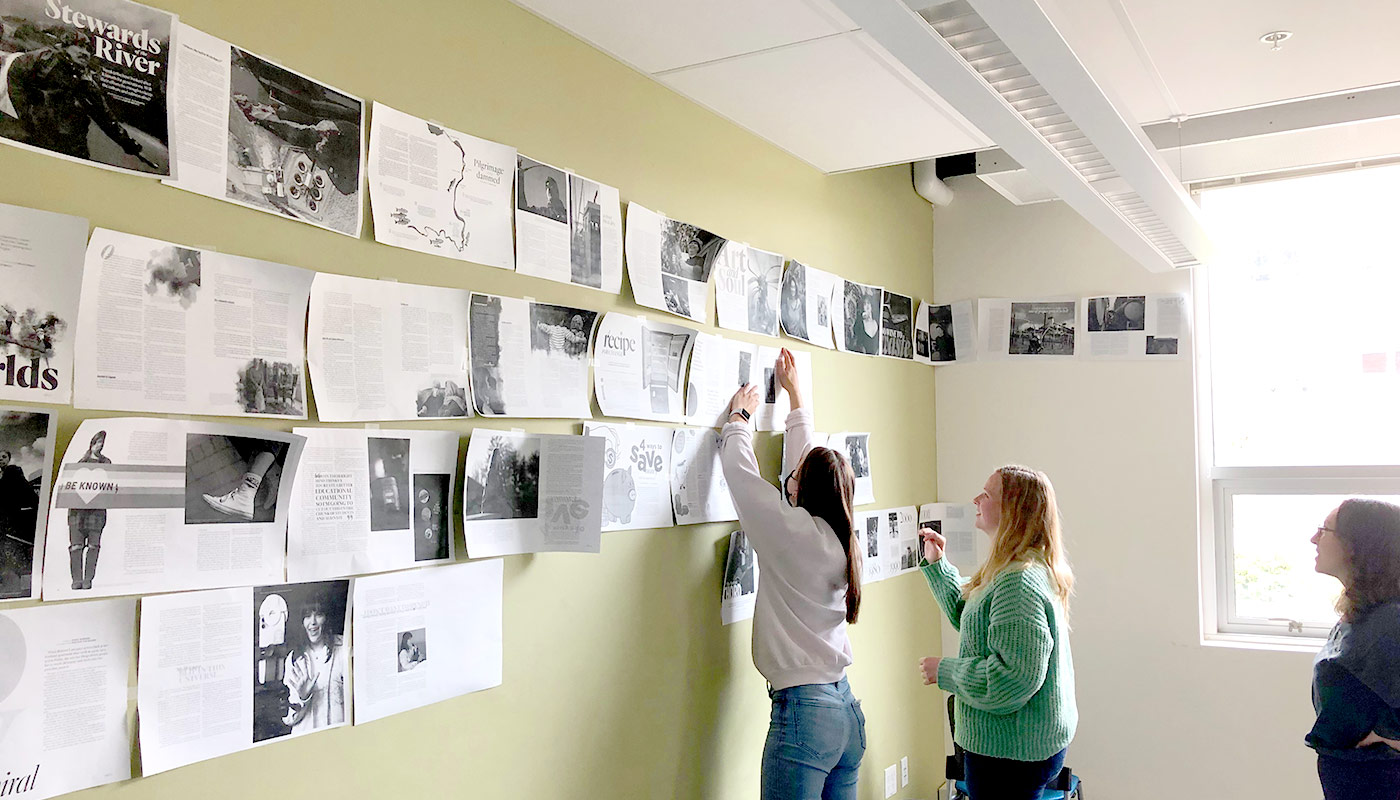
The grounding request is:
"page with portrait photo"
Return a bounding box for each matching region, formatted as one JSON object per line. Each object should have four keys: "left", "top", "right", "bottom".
{"left": 351, "top": 560, "right": 503, "bottom": 725}
{"left": 0, "top": 597, "right": 134, "bottom": 799}
{"left": 831, "top": 279, "right": 884, "bottom": 356}
{"left": 914, "top": 299, "right": 975, "bottom": 365}
{"left": 460, "top": 429, "right": 604, "bottom": 557}
{"left": 826, "top": 432, "right": 875, "bottom": 506}
{"left": 721, "top": 530, "right": 759, "bottom": 625}
{"left": 286, "top": 427, "right": 457, "bottom": 581}
{"left": 468, "top": 293, "right": 596, "bottom": 419}
{"left": 42, "top": 417, "right": 304, "bottom": 600}
{"left": 779, "top": 260, "right": 838, "bottom": 349}
{"left": 0, "top": 202, "right": 87, "bottom": 405}
{"left": 306, "top": 273, "right": 472, "bottom": 421}
{"left": 624, "top": 203, "right": 723, "bottom": 325}
{"left": 0, "top": 406, "right": 56, "bottom": 603}
{"left": 74, "top": 228, "right": 314, "bottom": 418}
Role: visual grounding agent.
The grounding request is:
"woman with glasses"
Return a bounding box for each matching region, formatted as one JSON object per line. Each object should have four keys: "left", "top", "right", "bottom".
{"left": 720, "top": 348, "right": 865, "bottom": 800}
{"left": 917, "top": 466, "right": 1077, "bottom": 800}
{"left": 1308, "top": 500, "right": 1400, "bottom": 799}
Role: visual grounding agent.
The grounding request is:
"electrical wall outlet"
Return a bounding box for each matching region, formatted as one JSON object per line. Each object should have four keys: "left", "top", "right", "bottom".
{"left": 901, "top": 755, "right": 909, "bottom": 786}
{"left": 884, "top": 764, "right": 897, "bottom": 798}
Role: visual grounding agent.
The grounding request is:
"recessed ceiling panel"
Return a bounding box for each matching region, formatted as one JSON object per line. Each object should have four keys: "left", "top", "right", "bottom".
{"left": 659, "top": 32, "right": 991, "bottom": 173}
{"left": 509, "top": 0, "right": 853, "bottom": 74}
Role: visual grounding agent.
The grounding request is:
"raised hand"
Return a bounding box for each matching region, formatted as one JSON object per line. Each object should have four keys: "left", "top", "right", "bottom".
{"left": 775, "top": 348, "right": 804, "bottom": 408}
{"left": 920, "top": 526, "right": 946, "bottom": 564}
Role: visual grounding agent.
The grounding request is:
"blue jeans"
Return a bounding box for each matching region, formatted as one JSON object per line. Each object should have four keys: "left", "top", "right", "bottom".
{"left": 762, "top": 678, "right": 866, "bottom": 800}
{"left": 964, "top": 748, "right": 1066, "bottom": 800}
{"left": 1318, "top": 755, "right": 1400, "bottom": 800}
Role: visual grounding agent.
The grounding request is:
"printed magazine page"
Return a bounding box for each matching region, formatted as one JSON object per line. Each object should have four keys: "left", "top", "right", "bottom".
{"left": 1080, "top": 294, "right": 1188, "bottom": 360}
{"left": 826, "top": 432, "right": 875, "bottom": 506}
{"left": 592, "top": 312, "right": 695, "bottom": 424}
{"left": 714, "top": 242, "right": 783, "bottom": 337}
{"left": 369, "top": 102, "right": 514, "bottom": 268}
{"left": 918, "top": 502, "right": 982, "bottom": 574}
{"left": 880, "top": 290, "right": 914, "bottom": 360}
{"left": 515, "top": 154, "right": 622, "bottom": 293}
{"left": 469, "top": 293, "right": 597, "bottom": 419}
{"left": 779, "top": 260, "right": 838, "bottom": 349}
{"left": 583, "top": 422, "right": 673, "bottom": 532}
{"left": 351, "top": 561, "right": 503, "bottom": 725}
{"left": 306, "top": 273, "right": 471, "bottom": 421}
{"left": 685, "top": 334, "right": 811, "bottom": 432}
{"left": 855, "top": 506, "right": 919, "bottom": 584}
{"left": 461, "top": 429, "right": 604, "bottom": 557}
{"left": 914, "top": 300, "right": 975, "bottom": 365}
{"left": 286, "top": 427, "right": 457, "bottom": 581}
{"left": 0, "top": 597, "right": 134, "bottom": 800}
{"left": 670, "top": 427, "right": 737, "bottom": 525}
{"left": 74, "top": 228, "right": 313, "bottom": 418}
{"left": 978, "top": 298, "right": 1078, "bottom": 359}
{"left": 42, "top": 417, "right": 305, "bottom": 600}
{"left": 831, "top": 278, "right": 884, "bottom": 356}
{"left": 624, "top": 202, "right": 724, "bottom": 325}
{"left": 720, "top": 530, "right": 758, "bottom": 625}
{"left": 0, "top": 406, "right": 55, "bottom": 602}
{"left": 0, "top": 202, "right": 86, "bottom": 404}
{"left": 165, "top": 23, "right": 364, "bottom": 237}
{"left": 0, "top": 0, "right": 175, "bottom": 177}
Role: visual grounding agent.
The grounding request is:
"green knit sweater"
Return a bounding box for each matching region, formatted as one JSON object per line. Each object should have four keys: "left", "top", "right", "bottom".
{"left": 922, "top": 557, "right": 1077, "bottom": 762}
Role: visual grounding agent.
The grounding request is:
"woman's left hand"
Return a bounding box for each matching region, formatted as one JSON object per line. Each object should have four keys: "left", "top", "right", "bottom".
{"left": 919, "top": 656, "right": 940, "bottom": 686}
{"left": 1358, "top": 731, "right": 1400, "bottom": 751}
{"left": 729, "top": 383, "right": 760, "bottom": 420}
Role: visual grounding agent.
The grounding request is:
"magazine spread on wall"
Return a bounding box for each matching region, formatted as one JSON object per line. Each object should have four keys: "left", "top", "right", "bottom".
{"left": 164, "top": 23, "right": 364, "bottom": 236}
{"left": 0, "top": 406, "right": 55, "bottom": 603}
{"left": 1080, "top": 294, "right": 1188, "bottom": 360}
{"left": 918, "top": 502, "right": 981, "bottom": 575}
{"left": 286, "top": 427, "right": 457, "bottom": 582}
{"left": 914, "top": 300, "right": 976, "bottom": 365}
{"left": 714, "top": 242, "right": 783, "bottom": 337}
{"left": 306, "top": 273, "right": 471, "bottom": 421}
{"left": 624, "top": 202, "right": 725, "bottom": 324}
{"left": 831, "top": 279, "right": 884, "bottom": 356}
{"left": 825, "top": 432, "right": 874, "bottom": 506}
{"left": 720, "top": 530, "right": 758, "bottom": 625}
{"left": 978, "top": 298, "right": 1078, "bottom": 359}
{"left": 779, "top": 261, "right": 838, "bottom": 349}
{"left": 0, "top": 0, "right": 175, "bottom": 177}
{"left": 138, "top": 579, "right": 352, "bottom": 774}
{"left": 0, "top": 598, "right": 135, "bottom": 800}
{"left": 352, "top": 561, "right": 503, "bottom": 725}
{"left": 368, "top": 102, "right": 515, "bottom": 269}
{"left": 515, "top": 154, "right": 622, "bottom": 293}
{"left": 74, "top": 228, "right": 314, "bottom": 418}
{"left": 0, "top": 203, "right": 86, "bottom": 404}
{"left": 583, "top": 422, "right": 673, "bottom": 532}
{"left": 880, "top": 290, "right": 915, "bottom": 360}
{"left": 460, "top": 428, "right": 604, "bottom": 557}
{"left": 41, "top": 417, "right": 305, "bottom": 600}
{"left": 670, "top": 427, "right": 737, "bottom": 525}
{"left": 469, "top": 293, "right": 596, "bottom": 419}
{"left": 855, "top": 506, "right": 919, "bottom": 584}
{"left": 685, "top": 334, "right": 812, "bottom": 432}
{"left": 592, "top": 312, "right": 695, "bottom": 424}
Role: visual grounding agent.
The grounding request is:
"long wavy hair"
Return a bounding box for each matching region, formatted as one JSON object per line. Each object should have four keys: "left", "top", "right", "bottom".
{"left": 1333, "top": 498, "right": 1400, "bottom": 622}
{"left": 795, "top": 446, "right": 862, "bottom": 623}
{"left": 963, "top": 465, "right": 1074, "bottom": 607}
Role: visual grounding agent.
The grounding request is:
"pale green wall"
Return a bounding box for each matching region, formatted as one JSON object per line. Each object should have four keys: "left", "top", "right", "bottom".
{"left": 0, "top": 1, "right": 945, "bottom": 798}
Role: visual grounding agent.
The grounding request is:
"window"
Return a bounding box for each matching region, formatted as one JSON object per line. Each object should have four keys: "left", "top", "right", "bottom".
{"left": 1199, "top": 164, "right": 1400, "bottom": 638}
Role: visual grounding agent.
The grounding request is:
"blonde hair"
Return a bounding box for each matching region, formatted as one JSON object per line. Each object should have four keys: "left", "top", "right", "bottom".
{"left": 962, "top": 465, "right": 1075, "bottom": 607}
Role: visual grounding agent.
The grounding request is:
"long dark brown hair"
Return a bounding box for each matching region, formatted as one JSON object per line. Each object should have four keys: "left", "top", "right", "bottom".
{"left": 1334, "top": 498, "right": 1400, "bottom": 621}
{"left": 794, "top": 446, "right": 861, "bottom": 623}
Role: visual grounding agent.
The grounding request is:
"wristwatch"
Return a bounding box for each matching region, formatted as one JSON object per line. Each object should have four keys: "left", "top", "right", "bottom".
{"left": 731, "top": 408, "right": 751, "bottom": 421}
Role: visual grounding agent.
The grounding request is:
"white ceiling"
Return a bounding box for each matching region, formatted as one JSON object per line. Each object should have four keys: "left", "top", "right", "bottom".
{"left": 511, "top": 0, "right": 1400, "bottom": 181}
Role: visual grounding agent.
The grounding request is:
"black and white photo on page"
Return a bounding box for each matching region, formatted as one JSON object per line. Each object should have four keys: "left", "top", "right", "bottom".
{"left": 623, "top": 203, "right": 724, "bottom": 324}
{"left": 779, "top": 260, "right": 837, "bottom": 348}
{"left": 721, "top": 530, "right": 759, "bottom": 626}
{"left": 252, "top": 579, "right": 351, "bottom": 744}
{"left": 1080, "top": 293, "right": 1187, "bottom": 360}
{"left": 780, "top": 260, "right": 809, "bottom": 342}
{"left": 1009, "top": 301, "right": 1076, "bottom": 356}
{"left": 0, "top": 0, "right": 174, "bottom": 177}
{"left": 44, "top": 418, "right": 304, "bottom": 601}
{"left": 915, "top": 299, "right": 975, "bottom": 366}
{"left": 0, "top": 203, "right": 87, "bottom": 405}
{"left": 880, "top": 290, "right": 914, "bottom": 360}
{"left": 593, "top": 312, "right": 697, "bottom": 424}
{"left": 367, "top": 102, "right": 514, "bottom": 266}
{"left": 459, "top": 429, "right": 605, "bottom": 557}
{"left": 165, "top": 24, "right": 365, "bottom": 237}
{"left": 0, "top": 407, "right": 54, "bottom": 603}
{"left": 0, "top": 599, "right": 135, "bottom": 800}
{"left": 927, "top": 303, "right": 956, "bottom": 362}
{"left": 826, "top": 431, "right": 875, "bottom": 506}
{"left": 468, "top": 293, "right": 597, "bottom": 418}
{"left": 286, "top": 427, "right": 457, "bottom": 582}
{"left": 74, "top": 228, "right": 314, "bottom": 418}
{"left": 836, "top": 280, "right": 883, "bottom": 356}
{"left": 516, "top": 155, "right": 568, "bottom": 224}
{"left": 714, "top": 242, "right": 782, "bottom": 337}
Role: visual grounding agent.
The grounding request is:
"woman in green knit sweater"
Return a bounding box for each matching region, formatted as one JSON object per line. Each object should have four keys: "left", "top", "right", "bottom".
{"left": 917, "top": 465, "right": 1077, "bottom": 800}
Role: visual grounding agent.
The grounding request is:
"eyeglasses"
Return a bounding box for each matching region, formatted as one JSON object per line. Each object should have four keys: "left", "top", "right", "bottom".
{"left": 783, "top": 472, "right": 797, "bottom": 506}
{"left": 1315, "top": 526, "right": 1336, "bottom": 536}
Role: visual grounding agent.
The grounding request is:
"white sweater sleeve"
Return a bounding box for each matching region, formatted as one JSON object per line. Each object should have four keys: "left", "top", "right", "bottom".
{"left": 781, "top": 407, "right": 816, "bottom": 479}
{"left": 719, "top": 421, "right": 818, "bottom": 555}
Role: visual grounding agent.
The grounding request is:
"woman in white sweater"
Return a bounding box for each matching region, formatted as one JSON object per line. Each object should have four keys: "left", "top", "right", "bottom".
{"left": 720, "top": 348, "right": 865, "bottom": 800}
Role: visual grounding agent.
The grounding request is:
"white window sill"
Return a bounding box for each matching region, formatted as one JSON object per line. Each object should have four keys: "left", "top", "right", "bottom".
{"left": 1201, "top": 632, "right": 1325, "bottom": 653}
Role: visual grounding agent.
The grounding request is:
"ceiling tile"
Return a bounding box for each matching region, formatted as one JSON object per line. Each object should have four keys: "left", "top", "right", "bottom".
{"left": 659, "top": 32, "right": 991, "bottom": 173}
{"left": 509, "top": 0, "right": 853, "bottom": 74}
